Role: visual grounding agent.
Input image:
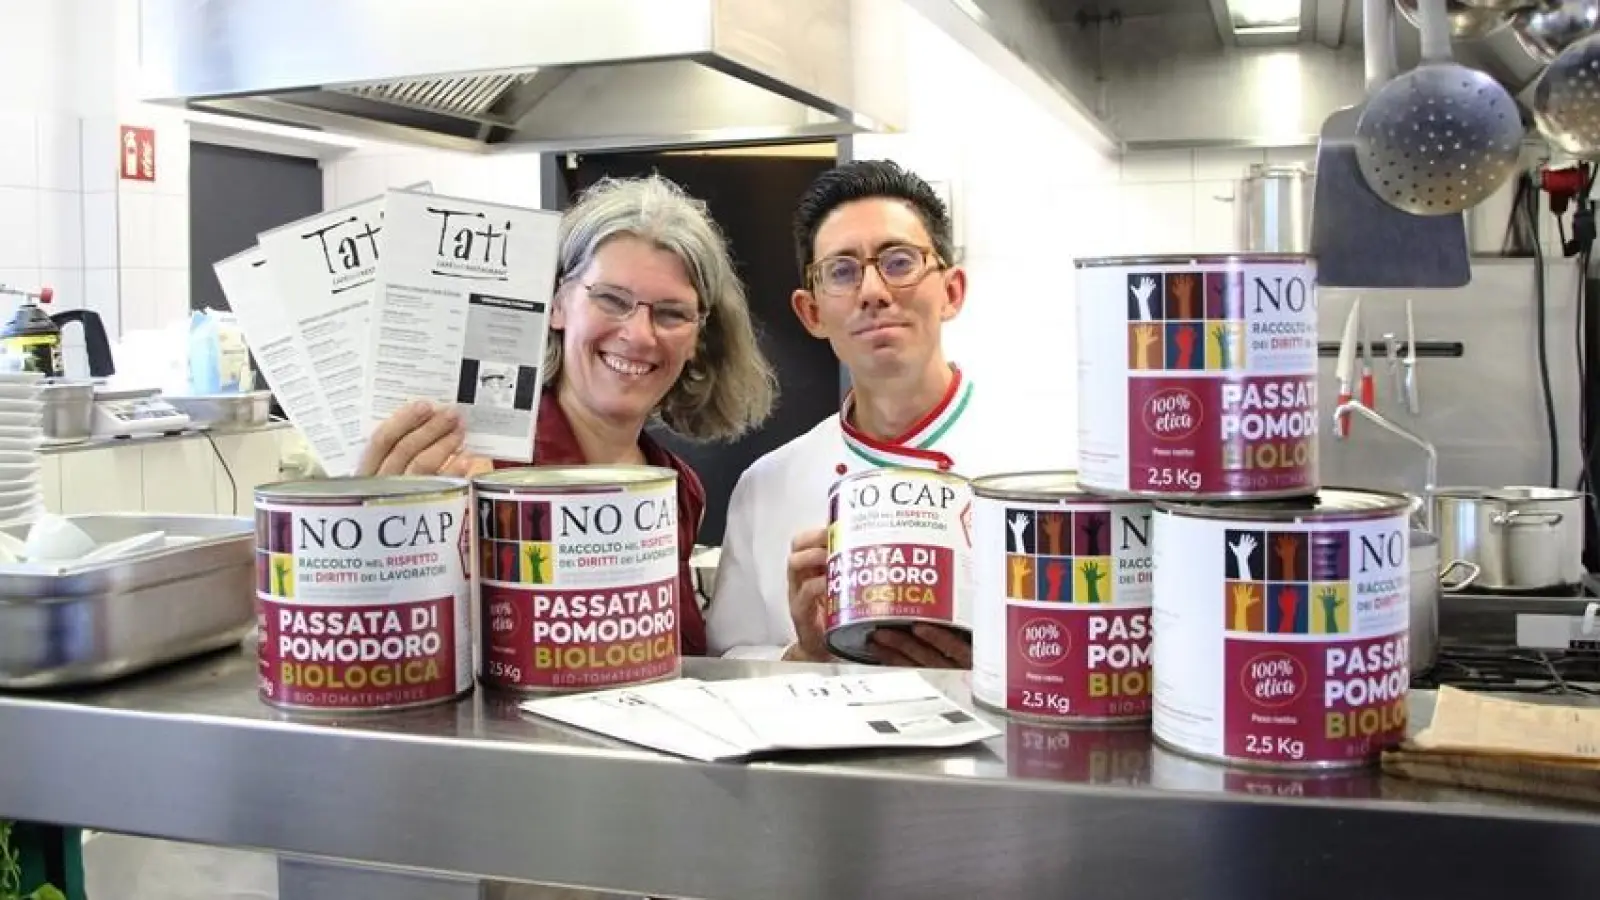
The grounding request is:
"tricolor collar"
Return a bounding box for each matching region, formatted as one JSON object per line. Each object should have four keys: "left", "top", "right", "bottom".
{"left": 840, "top": 365, "right": 973, "bottom": 471}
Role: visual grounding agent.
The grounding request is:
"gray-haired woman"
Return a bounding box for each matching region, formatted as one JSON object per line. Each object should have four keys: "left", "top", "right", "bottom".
{"left": 359, "top": 173, "right": 777, "bottom": 655}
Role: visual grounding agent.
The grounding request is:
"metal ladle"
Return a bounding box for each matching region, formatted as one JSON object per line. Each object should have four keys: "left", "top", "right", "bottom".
{"left": 1531, "top": 33, "right": 1600, "bottom": 157}
{"left": 1334, "top": 400, "right": 1439, "bottom": 533}
{"left": 1357, "top": 0, "right": 1525, "bottom": 215}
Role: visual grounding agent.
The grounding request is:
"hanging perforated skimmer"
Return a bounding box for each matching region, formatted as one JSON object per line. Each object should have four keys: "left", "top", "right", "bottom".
{"left": 1355, "top": 0, "right": 1525, "bottom": 215}
{"left": 1532, "top": 34, "right": 1600, "bottom": 157}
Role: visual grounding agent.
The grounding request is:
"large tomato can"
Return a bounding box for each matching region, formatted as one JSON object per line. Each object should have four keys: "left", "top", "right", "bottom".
{"left": 1151, "top": 489, "right": 1412, "bottom": 769}
{"left": 969, "top": 472, "right": 1154, "bottom": 724}
{"left": 254, "top": 476, "right": 475, "bottom": 712}
{"left": 473, "top": 465, "right": 681, "bottom": 693}
{"left": 824, "top": 467, "right": 975, "bottom": 664}
{"left": 1075, "top": 253, "right": 1319, "bottom": 500}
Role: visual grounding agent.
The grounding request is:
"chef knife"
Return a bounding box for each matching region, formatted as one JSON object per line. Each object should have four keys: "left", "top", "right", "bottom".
{"left": 1335, "top": 299, "right": 1360, "bottom": 439}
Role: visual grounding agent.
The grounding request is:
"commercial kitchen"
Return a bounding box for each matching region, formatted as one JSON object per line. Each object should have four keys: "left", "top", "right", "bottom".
{"left": 4, "top": 0, "right": 1600, "bottom": 898}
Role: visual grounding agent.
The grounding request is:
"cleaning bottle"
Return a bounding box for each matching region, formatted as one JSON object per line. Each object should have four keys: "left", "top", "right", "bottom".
{"left": 0, "top": 286, "right": 62, "bottom": 377}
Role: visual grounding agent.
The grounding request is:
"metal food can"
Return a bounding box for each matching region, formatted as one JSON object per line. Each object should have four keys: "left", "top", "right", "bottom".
{"left": 473, "top": 465, "right": 681, "bottom": 693}
{"left": 1151, "top": 489, "right": 1412, "bottom": 770}
{"left": 824, "top": 467, "right": 974, "bottom": 664}
{"left": 1075, "top": 253, "right": 1319, "bottom": 500}
{"left": 254, "top": 476, "right": 474, "bottom": 713}
{"left": 970, "top": 472, "right": 1154, "bottom": 724}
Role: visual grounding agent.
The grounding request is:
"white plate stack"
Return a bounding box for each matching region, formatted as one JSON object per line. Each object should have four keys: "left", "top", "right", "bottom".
{"left": 0, "top": 372, "right": 47, "bottom": 527}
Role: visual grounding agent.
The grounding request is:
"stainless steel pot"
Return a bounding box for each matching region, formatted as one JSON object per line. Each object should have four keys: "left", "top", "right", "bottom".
{"left": 1433, "top": 486, "right": 1586, "bottom": 591}
{"left": 39, "top": 380, "right": 94, "bottom": 440}
{"left": 1409, "top": 530, "right": 1480, "bottom": 675}
{"left": 1239, "top": 164, "right": 1313, "bottom": 253}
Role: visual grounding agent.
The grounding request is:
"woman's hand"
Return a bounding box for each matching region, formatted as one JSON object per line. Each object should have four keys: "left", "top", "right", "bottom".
{"left": 358, "top": 401, "right": 494, "bottom": 478}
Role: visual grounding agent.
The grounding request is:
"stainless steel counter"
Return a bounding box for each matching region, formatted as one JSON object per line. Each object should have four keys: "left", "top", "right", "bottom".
{"left": 1, "top": 651, "right": 1597, "bottom": 899}
{"left": 38, "top": 420, "right": 291, "bottom": 456}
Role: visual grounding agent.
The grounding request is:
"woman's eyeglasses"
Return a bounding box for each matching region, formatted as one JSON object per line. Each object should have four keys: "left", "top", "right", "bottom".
{"left": 581, "top": 283, "right": 706, "bottom": 334}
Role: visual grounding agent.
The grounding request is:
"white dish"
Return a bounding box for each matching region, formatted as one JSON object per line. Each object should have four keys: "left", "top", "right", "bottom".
{"left": 0, "top": 494, "right": 44, "bottom": 521}
{"left": 0, "top": 463, "right": 40, "bottom": 483}
{"left": 0, "top": 399, "right": 43, "bottom": 414}
{"left": 0, "top": 426, "right": 43, "bottom": 440}
{"left": 0, "top": 411, "right": 41, "bottom": 428}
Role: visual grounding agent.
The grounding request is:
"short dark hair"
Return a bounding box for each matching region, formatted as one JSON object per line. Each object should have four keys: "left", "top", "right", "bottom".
{"left": 791, "top": 159, "right": 954, "bottom": 278}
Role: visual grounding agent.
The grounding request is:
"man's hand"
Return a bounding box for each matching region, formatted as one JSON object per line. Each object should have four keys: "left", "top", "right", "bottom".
{"left": 871, "top": 624, "right": 972, "bottom": 669}
{"left": 359, "top": 401, "right": 492, "bottom": 477}
{"left": 783, "top": 527, "right": 831, "bottom": 662}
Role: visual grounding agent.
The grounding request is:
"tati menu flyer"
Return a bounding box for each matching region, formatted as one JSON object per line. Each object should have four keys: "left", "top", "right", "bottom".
{"left": 213, "top": 184, "right": 560, "bottom": 474}
{"left": 364, "top": 188, "right": 558, "bottom": 462}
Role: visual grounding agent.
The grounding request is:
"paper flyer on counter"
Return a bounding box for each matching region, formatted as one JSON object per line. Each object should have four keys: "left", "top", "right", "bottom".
{"left": 522, "top": 672, "right": 1000, "bottom": 763}
{"left": 213, "top": 246, "right": 353, "bottom": 476}
{"left": 257, "top": 182, "right": 431, "bottom": 459}
{"left": 363, "top": 187, "right": 559, "bottom": 462}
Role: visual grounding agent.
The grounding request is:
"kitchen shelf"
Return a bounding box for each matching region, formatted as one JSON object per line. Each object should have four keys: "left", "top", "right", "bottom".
{"left": 0, "top": 652, "right": 1596, "bottom": 899}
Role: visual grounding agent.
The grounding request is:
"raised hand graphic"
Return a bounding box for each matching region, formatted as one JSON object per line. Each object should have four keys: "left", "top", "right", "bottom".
{"left": 1230, "top": 583, "right": 1259, "bottom": 631}
{"left": 1008, "top": 512, "right": 1030, "bottom": 553}
{"left": 525, "top": 545, "right": 548, "bottom": 584}
{"left": 1080, "top": 514, "right": 1106, "bottom": 555}
{"left": 1040, "top": 514, "right": 1064, "bottom": 555}
{"left": 1080, "top": 561, "right": 1106, "bottom": 604}
{"left": 1044, "top": 560, "right": 1066, "bottom": 600}
{"left": 1210, "top": 325, "right": 1232, "bottom": 370}
{"left": 1173, "top": 325, "right": 1196, "bottom": 369}
{"left": 1273, "top": 534, "right": 1299, "bottom": 580}
{"left": 1171, "top": 273, "right": 1197, "bottom": 318}
{"left": 273, "top": 557, "right": 292, "bottom": 596}
{"left": 1133, "top": 324, "right": 1159, "bottom": 369}
{"left": 1319, "top": 587, "right": 1343, "bottom": 633}
{"left": 1130, "top": 276, "right": 1157, "bottom": 320}
{"left": 1277, "top": 587, "right": 1300, "bottom": 634}
{"left": 1008, "top": 555, "right": 1034, "bottom": 597}
{"left": 1228, "top": 534, "right": 1258, "bottom": 581}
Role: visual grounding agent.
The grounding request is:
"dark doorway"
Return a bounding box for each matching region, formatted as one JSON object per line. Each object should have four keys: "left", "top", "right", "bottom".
{"left": 552, "top": 148, "right": 840, "bottom": 545}
{"left": 189, "top": 142, "right": 323, "bottom": 312}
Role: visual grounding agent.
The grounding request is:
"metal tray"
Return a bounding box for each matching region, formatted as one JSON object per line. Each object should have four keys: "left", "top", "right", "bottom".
{"left": 0, "top": 513, "right": 255, "bottom": 689}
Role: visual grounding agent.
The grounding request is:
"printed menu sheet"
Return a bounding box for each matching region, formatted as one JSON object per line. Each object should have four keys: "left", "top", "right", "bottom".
{"left": 522, "top": 671, "right": 1001, "bottom": 762}
{"left": 213, "top": 247, "right": 353, "bottom": 475}
{"left": 363, "top": 188, "right": 558, "bottom": 462}
{"left": 257, "top": 183, "right": 431, "bottom": 460}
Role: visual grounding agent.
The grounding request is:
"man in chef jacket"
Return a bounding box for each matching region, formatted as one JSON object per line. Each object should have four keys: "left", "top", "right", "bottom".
{"left": 707, "top": 159, "right": 1061, "bottom": 667}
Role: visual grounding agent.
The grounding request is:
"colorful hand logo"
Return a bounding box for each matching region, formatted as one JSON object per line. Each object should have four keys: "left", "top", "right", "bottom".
{"left": 1228, "top": 534, "right": 1258, "bottom": 581}
{"left": 1079, "top": 560, "right": 1106, "bottom": 604}
{"left": 1171, "top": 273, "right": 1197, "bottom": 318}
{"left": 1008, "top": 555, "right": 1034, "bottom": 597}
{"left": 1273, "top": 534, "right": 1299, "bottom": 580}
{"left": 1080, "top": 514, "right": 1105, "bottom": 555}
{"left": 1231, "top": 583, "right": 1259, "bottom": 631}
{"left": 1173, "top": 325, "right": 1196, "bottom": 369}
{"left": 1277, "top": 587, "right": 1300, "bottom": 634}
{"left": 1040, "top": 513, "right": 1064, "bottom": 555}
{"left": 1210, "top": 325, "right": 1232, "bottom": 370}
{"left": 1044, "top": 560, "right": 1066, "bottom": 600}
{"left": 1130, "top": 276, "right": 1157, "bottom": 320}
{"left": 1008, "top": 512, "right": 1030, "bottom": 553}
{"left": 1133, "top": 324, "right": 1159, "bottom": 369}
{"left": 1319, "top": 587, "right": 1343, "bottom": 633}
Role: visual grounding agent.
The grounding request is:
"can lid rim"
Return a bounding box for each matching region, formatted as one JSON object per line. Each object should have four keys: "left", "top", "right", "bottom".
{"left": 1074, "top": 253, "right": 1315, "bottom": 268}
{"left": 1153, "top": 487, "right": 1412, "bottom": 520}
{"left": 256, "top": 475, "right": 471, "bottom": 499}
{"left": 473, "top": 464, "right": 678, "bottom": 489}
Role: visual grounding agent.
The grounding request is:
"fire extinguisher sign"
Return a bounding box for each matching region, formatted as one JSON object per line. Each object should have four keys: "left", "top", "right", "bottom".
{"left": 119, "top": 125, "right": 156, "bottom": 182}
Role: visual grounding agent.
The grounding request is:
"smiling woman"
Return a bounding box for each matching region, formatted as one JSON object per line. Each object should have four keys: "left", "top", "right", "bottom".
{"left": 359, "top": 174, "right": 778, "bottom": 655}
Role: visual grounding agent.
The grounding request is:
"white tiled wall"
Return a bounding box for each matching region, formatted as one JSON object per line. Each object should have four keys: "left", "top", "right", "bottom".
{"left": 0, "top": 0, "right": 194, "bottom": 376}
{"left": 323, "top": 143, "right": 542, "bottom": 210}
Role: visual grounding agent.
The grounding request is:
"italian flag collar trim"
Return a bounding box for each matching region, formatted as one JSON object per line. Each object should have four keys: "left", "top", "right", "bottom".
{"left": 840, "top": 366, "right": 973, "bottom": 471}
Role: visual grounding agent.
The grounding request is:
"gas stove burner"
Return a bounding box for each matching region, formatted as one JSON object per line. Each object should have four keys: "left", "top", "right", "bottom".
{"left": 1415, "top": 643, "right": 1600, "bottom": 696}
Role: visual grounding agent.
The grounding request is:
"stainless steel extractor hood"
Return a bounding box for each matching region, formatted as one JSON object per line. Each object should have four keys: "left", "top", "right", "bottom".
{"left": 137, "top": 0, "right": 907, "bottom": 153}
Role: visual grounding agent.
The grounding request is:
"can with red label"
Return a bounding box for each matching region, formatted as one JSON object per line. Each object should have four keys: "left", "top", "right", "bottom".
{"left": 969, "top": 472, "right": 1154, "bottom": 724}
{"left": 254, "top": 476, "right": 475, "bottom": 713}
{"left": 1151, "top": 489, "right": 1412, "bottom": 769}
{"left": 825, "top": 467, "right": 974, "bottom": 664}
{"left": 1075, "top": 253, "right": 1319, "bottom": 500}
{"left": 473, "top": 465, "right": 681, "bottom": 693}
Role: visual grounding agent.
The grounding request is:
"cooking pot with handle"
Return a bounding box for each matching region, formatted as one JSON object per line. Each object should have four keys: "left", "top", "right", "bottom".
{"left": 1432, "top": 486, "right": 1585, "bottom": 591}
{"left": 1409, "top": 530, "right": 1481, "bottom": 675}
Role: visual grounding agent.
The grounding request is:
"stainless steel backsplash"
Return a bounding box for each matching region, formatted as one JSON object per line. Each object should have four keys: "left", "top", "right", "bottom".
{"left": 1317, "top": 259, "right": 1585, "bottom": 497}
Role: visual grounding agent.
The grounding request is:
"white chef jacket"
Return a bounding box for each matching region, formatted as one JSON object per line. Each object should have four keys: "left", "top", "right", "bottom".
{"left": 707, "top": 366, "right": 1065, "bottom": 659}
